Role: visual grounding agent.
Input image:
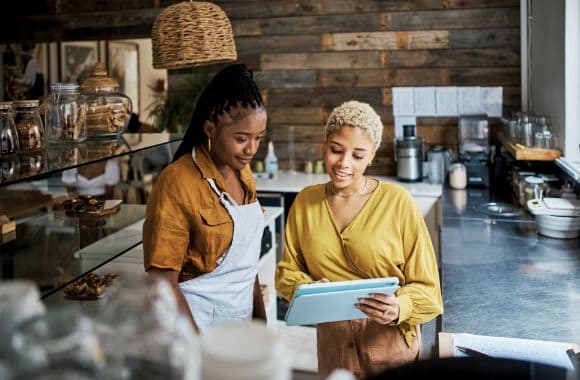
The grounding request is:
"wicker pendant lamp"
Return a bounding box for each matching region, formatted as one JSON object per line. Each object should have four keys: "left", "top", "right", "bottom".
{"left": 151, "top": 1, "right": 237, "bottom": 70}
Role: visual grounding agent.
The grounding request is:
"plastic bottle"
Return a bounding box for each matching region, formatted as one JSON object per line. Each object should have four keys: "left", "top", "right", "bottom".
{"left": 264, "top": 141, "right": 278, "bottom": 178}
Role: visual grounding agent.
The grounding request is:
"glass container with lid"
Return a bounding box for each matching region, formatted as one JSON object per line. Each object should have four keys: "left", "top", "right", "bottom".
{"left": 0, "top": 101, "right": 19, "bottom": 155}
{"left": 13, "top": 100, "right": 44, "bottom": 152}
{"left": 44, "top": 82, "right": 87, "bottom": 143}
{"left": 524, "top": 176, "right": 549, "bottom": 202}
{"left": 80, "top": 63, "right": 132, "bottom": 138}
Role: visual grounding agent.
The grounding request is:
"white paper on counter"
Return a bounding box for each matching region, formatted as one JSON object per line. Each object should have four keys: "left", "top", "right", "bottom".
{"left": 481, "top": 86, "right": 503, "bottom": 117}
{"left": 453, "top": 333, "right": 575, "bottom": 370}
{"left": 457, "top": 87, "right": 482, "bottom": 115}
{"left": 394, "top": 116, "right": 417, "bottom": 138}
{"left": 436, "top": 87, "right": 458, "bottom": 116}
{"left": 413, "top": 87, "right": 436, "bottom": 116}
{"left": 393, "top": 87, "right": 415, "bottom": 116}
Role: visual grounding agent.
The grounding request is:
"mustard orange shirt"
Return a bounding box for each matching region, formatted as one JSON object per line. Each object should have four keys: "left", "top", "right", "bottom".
{"left": 143, "top": 146, "right": 257, "bottom": 279}
{"left": 275, "top": 182, "right": 443, "bottom": 344}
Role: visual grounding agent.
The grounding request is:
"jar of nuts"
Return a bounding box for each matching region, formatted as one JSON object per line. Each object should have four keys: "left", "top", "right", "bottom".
{"left": 13, "top": 100, "right": 45, "bottom": 152}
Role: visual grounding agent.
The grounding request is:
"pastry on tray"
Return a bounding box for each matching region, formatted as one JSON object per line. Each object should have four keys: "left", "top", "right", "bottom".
{"left": 63, "top": 272, "right": 118, "bottom": 300}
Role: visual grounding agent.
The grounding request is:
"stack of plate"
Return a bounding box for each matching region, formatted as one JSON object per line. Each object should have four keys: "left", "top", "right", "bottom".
{"left": 527, "top": 198, "right": 580, "bottom": 238}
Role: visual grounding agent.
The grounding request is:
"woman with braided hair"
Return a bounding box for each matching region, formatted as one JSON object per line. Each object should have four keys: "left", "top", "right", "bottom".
{"left": 143, "top": 64, "right": 268, "bottom": 332}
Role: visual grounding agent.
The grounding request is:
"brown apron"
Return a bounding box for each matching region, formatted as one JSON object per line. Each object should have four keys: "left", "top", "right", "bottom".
{"left": 317, "top": 319, "right": 421, "bottom": 379}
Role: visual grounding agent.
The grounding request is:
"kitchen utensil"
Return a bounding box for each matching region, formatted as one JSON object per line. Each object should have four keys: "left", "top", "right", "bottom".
{"left": 427, "top": 146, "right": 453, "bottom": 185}
{"left": 395, "top": 124, "right": 423, "bottom": 182}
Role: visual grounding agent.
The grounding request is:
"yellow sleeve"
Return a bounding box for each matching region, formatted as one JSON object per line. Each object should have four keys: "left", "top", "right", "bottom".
{"left": 394, "top": 192, "right": 443, "bottom": 325}
{"left": 275, "top": 193, "right": 314, "bottom": 301}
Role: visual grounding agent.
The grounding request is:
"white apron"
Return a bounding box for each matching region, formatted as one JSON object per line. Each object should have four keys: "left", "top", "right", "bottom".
{"left": 179, "top": 160, "right": 264, "bottom": 332}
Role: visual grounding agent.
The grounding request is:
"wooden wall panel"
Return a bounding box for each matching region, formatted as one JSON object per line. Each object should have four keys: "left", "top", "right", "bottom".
{"left": 324, "top": 31, "right": 449, "bottom": 51}
{"left": 449, "top": 29, "right": 520, "bottom": 48}
{"left": 0, "top": 2, "right": 521, "bottom": 176}
{"left": 321, "top": 0, "right": 443, "bottom": 13}
{"left": 260, "top": 52, "right": 382, "bottom": 70}
{"left": 387, "top": 48, "right": 520, "bottom": 68}
{"left": 385, "top": 8, "right": 519, "bottom": 30}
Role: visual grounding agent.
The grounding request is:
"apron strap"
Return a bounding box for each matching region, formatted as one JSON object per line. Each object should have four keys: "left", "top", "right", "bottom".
{"left": 207, "top": 178, "right": 237, "bottom": 207}
{"left": 192, "top": 148, "right": 238, "bottom": 207}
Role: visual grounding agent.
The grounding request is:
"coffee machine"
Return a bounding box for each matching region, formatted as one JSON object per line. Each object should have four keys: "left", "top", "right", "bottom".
{"left": 458, "top": 114, "right": 490, "bottom": 187}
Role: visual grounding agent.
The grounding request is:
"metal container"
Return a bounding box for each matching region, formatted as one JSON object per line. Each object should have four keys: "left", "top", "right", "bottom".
{"left": 396, "top": 124, "right": 423, "bottom": 182}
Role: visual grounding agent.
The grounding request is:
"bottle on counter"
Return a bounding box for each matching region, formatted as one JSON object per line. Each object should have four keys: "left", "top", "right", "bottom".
{"left": 264, "top": 141, "right": 278, "bottom": 178}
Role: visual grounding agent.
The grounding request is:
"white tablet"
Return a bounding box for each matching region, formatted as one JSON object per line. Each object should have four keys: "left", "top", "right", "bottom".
{"left": 284, "top": 277, "right": 400, "bottom": 326}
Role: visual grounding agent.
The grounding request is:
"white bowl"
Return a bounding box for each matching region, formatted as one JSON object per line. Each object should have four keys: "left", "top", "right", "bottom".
{"left": 535, "top": 214, "right": 580, "bottom": 239}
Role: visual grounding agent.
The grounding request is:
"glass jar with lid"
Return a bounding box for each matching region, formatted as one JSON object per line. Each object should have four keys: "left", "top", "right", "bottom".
{"left": 13, "top": 100, "right": 45, "bottom": 152}
{"left": 80, "top": 63, "right": 132, "bottom": 138}
{"left": 524, "top": 176, "right": 549, "bottom": 203}
{"left": 0, "top": 101, "right": 19, "bottom": 155}
{"left": 44, "top": 83, "right": 87, "bottom": 143}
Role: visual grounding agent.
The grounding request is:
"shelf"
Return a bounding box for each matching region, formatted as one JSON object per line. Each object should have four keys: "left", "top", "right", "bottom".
{"left": 0, "top": 204, "right": 146, "bottom": 298}
{"left": 0, "top": 132, "right": 183, "bottom": 188}
{"left": 499, "top": 134, "right": 561, "bottom": 161}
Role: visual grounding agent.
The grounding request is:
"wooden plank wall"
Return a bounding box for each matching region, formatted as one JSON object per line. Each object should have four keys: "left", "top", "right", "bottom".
{"left": 197, "top": 0, "right": 521, "bottom": 175}
{"left": 2, "top": 0, "right": 520, "bottom": 175}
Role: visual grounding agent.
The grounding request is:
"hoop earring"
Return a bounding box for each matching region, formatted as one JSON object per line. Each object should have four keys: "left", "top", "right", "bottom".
{"left": 207, "top": 138, "right": 212, "bottom": 152}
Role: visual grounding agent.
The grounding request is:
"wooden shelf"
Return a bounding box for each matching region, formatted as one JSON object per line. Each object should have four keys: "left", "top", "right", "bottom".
{"left": 500, "top": 135, "right": 561, "bottom": 161}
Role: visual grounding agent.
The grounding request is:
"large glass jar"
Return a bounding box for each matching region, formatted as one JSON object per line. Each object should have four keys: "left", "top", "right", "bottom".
{"left": 44, "top": 83, "right": 87, "bottom": 143}
{"left": 0, "top": 101, "right": 19, "bottom": 155}
{"left": 80, "top": 63, "right": 132, "bottom": 138}
{"left": 13, "top": 100, "right": 45, "bottom": 152}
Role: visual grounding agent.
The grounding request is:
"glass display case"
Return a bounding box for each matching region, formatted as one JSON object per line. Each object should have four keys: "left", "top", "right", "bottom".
{"left": 0, "top": 133, "right": 182, "bottom": 299}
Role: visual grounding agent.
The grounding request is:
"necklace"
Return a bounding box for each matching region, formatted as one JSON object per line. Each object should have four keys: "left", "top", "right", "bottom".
{"left": 329, "top": 176, "right": 368, "bottom": 198}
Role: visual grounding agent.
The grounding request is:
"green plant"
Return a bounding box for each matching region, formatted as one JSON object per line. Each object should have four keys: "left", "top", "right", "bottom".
{"left": 146, "top": 69, "right": 211, "bottom": 133}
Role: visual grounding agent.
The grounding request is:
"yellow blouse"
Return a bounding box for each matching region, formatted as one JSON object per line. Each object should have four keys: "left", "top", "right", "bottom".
{"left": 143, "top": 146, "right": 257, "bottom": 279}
{"left": 275, "top": 181, "right": 443, "bottom": 344}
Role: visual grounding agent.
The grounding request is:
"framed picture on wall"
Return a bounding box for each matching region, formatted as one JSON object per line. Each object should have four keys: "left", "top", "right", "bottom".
{"left": 107, "top": 41, "right": 139, "bottom": 113}
{"left": 1, "top": 43, "right": 49, "bottom": 101}
{"left": 59, "top": 41, "right": 100, "bottom": 85}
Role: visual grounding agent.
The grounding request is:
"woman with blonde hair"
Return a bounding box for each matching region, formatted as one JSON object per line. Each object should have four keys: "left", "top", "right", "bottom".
{"left": 276, "top": 100, "right": 443, "bottom": 378}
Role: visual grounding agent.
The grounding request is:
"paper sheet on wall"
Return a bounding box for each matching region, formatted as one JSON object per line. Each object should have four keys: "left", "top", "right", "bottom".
{"left": 457, "top": 87, "right": 482, "bottom": 115}
{"left": 436, "top": 87, "right": 458, "bottom": 116}
{"left": 453, "top": 333, "right": 575, "bottom": 370}
{"left": 481, "top": 86, "right": 503, "bottom": 117}
{"left": 413, "top": 87, "right": 436, "bottom": 116}
{"left": 393, "top": 87, "right": 414, "bottom": 116}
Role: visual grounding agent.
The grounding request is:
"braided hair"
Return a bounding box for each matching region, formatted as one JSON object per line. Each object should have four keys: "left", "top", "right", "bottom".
{"left": 172, "top": 64, "right": 264, "bottom": 162}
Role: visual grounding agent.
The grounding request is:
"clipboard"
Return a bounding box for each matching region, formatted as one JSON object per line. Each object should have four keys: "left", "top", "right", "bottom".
{"left": 284, "top": 277, "right": 399, "bottom": 326}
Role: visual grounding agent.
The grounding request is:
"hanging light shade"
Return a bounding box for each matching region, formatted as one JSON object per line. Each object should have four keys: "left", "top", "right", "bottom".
{"left": 151, "top": 1, "right": 237, "bottom": 70}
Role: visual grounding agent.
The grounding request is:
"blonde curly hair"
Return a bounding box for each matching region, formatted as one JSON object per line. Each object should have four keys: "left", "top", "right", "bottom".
{"left": 325, "top": 100, "right": 383, "bottom": 152}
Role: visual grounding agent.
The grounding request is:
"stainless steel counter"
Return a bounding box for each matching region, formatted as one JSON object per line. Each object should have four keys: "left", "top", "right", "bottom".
{"left": 441, "top": 188, "right": 580, "bottom": 345}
